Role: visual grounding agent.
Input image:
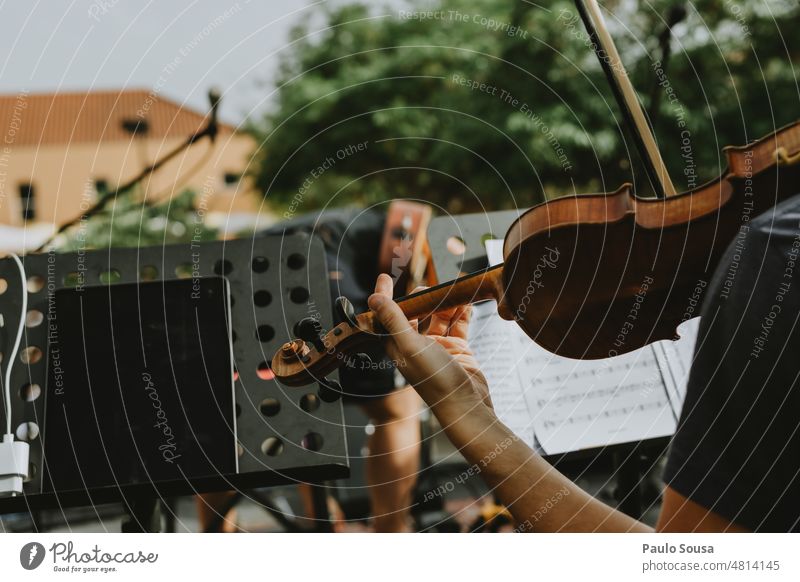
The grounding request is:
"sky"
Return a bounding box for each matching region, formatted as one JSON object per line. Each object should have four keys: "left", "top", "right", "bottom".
{"left": 0, "top": 0, "right": 405, "bottom": 126}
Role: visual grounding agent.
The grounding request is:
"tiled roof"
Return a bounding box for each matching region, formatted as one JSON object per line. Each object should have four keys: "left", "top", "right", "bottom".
{"left": 0, "top": 89, "right": 234, "bottom": 147}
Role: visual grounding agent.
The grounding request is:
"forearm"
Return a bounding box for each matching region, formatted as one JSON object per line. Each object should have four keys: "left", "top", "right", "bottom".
{"left": 366, "top": 281, "right": 652, "bottom": 531}
{"left": 432, "top": 400, "right": 652, "bottom": 532}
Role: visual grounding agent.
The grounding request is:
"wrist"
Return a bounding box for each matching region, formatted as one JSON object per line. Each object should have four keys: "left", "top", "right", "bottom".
{"left": 427, "top": 391, "right": 497, "bottom": 429}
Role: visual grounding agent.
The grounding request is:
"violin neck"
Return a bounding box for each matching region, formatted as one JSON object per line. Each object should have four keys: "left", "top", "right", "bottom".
{"left": 393, "top": 264, "right": 504, "bottom": 321}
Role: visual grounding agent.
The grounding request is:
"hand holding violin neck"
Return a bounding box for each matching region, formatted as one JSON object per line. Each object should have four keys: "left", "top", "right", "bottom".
{"left": 270, "top": 264, "right": 505, "bottom": 387}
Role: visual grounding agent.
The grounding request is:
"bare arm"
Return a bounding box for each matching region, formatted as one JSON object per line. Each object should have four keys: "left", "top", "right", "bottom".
{"left": 432, "top": 395, "right": 650, "bottom": 532}
{"left": 368, "top": 274, "right": 743, "bottom": 532}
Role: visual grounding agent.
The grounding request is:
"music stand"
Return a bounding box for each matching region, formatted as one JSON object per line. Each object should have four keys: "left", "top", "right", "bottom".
{"left": 0, "top": 235, "right": 348, "bottom": 526}
{"left": 427, "top": 209, "right": 524, "bottom": 281}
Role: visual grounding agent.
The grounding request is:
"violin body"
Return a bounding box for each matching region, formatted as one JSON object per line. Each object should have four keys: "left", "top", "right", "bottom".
{"left": 273, "top": 122, "right": 800, "bottom": 386}
{"left": 503, "top": 121, "right": 800, "bottom": 358}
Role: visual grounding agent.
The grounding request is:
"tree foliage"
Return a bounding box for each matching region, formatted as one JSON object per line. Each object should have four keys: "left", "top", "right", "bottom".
{"left": 250, "top": 0, "right": 799, "bottom": 212}
{"left": 57, "top": 189, "right": 217, "bottom": 251}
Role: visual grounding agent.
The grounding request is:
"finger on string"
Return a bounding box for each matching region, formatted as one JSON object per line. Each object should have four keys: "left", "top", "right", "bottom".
{"left": 409, "top": 285, "right": 468, "bottom": 337}
{"left": 446, "top": 304, "right": 473, "bottom": 340}
{"left": 374, "top": 273, "right": 394, "bottom": 299}
{"left": 432, "top": 335, "right": 472, "bottom": 355}
{"left": 426, "top": 305, "right": 462, "bottom": 336}
{"left": 368, "top": 290, "right": 419, "bottom": 354}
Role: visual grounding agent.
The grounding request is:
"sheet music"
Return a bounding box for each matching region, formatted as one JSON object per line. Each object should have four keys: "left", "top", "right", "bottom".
{"left": 467, "top": 300, "right": 540, "bottom": 452}
{"left": 466, "top": 239, "right": 689, "bottom": 456}
{"left": 515, "top": 340, "right": 676, "bottom": 455}
{"left": 652, "top": 318, "right": 700, "bottom": 419}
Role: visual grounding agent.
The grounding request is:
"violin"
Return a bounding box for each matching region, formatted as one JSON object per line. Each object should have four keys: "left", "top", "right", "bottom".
{"left": 272, "top": 122, "right": 800, "bottom": 386}
{"left": 272, "top": 0, "right": 800, "bottom": 387}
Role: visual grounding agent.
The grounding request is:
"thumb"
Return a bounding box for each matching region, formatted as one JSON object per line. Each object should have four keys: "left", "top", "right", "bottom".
{"left": 367, "top": 293, "right": 420, "bottom": 354}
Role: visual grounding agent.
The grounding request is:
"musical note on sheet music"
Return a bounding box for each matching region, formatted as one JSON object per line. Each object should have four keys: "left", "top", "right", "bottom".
{"left": 541, "top": 400, "right": 669, "bottom": 430}
{"left": 525, "top": 358, "right": 638, "bottom": 387}
{"left": 535, "top": 381, "right": 644, "bottom": 408}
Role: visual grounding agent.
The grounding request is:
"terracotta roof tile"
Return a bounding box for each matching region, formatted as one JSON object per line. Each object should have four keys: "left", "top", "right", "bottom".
{"left": 0, "top": 88, "right": 234, "bottom": 147}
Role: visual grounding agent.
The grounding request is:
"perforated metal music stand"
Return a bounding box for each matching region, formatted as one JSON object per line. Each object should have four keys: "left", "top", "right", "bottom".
{"left": 0, "top": 234, "right": 348, "bottom": 514}
{"left": 427, "top": 209, "right": 524, "bottom": 281}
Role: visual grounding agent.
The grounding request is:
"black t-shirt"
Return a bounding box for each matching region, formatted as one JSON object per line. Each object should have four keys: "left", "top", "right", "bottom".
{"left": 663, "top": 194, "right": 800, "bottom": 532}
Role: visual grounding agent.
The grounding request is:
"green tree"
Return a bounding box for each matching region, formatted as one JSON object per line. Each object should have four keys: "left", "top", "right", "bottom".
{"left": 56, "top": 189, "right": 217, "bottom": 251}
{"left": 250, "top": 0, "right": 798, "bottom": 213}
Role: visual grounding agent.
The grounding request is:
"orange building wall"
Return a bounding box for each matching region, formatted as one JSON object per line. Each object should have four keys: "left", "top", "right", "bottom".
{"left": 0, "top": 131, "right": 263, "bottom": 229}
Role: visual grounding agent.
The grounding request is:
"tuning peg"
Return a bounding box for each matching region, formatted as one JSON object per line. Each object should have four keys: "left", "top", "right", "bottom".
{"left": 318, "top": 378, "right": 342, "bottom": 402}
{"left": 335, "top": 296, "right": 358, "bottom": 327}
{"left": 294, "top": 317, "right": 325, "bottom": 351}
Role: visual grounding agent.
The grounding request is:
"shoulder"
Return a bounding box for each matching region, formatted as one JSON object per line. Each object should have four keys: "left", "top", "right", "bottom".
{"left": 744, "top": 192, "right": 800, "bottom": 247}
{"left": 751, "top": 193, "right": 800, "bottom": 230}
{"left": 701, "top": 193, "right": 800, "bottom": 315}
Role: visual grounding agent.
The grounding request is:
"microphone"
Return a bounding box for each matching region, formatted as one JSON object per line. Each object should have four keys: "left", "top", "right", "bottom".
{"left": 665, "top": 4, "right": 687, "bottom": 28}
{"left": 648, "top": 3, "right": 688, "bottom": 128}
{"left": 207, "top": 87, "right": 222, "bottom": 142}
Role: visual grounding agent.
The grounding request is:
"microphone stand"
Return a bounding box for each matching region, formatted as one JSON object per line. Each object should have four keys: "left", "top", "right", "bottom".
{"left": 35, "top": 88, "right": 222, "bottom": 252}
